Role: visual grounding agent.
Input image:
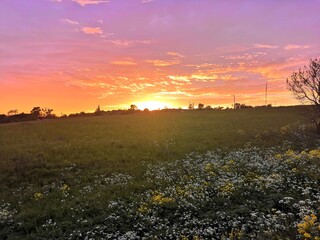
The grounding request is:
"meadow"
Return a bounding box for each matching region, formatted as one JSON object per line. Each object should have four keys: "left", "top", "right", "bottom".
{"left": 0, "top": 107, "right": 320, "bottom": 239}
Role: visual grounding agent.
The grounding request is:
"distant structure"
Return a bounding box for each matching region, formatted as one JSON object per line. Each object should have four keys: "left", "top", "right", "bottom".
{"left": 265, "top": 80, "right": 268, "bottom": 106}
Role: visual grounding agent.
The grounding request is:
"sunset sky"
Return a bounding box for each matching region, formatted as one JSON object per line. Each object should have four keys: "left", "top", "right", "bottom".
{"left": 1, "top": 0, "right": 320, "bottom": 114}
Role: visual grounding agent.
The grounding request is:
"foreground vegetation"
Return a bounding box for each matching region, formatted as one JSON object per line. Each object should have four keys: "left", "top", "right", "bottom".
{"left": 0, "top": 107, "right": 319, "bottom": 239}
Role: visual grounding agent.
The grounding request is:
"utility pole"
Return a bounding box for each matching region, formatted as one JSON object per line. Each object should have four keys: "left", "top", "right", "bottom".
{"left": 265, "top": 80, "right": 268, "bottom": 106}
{"left": 233, "top": 95, "right": 235, "bottom": 109}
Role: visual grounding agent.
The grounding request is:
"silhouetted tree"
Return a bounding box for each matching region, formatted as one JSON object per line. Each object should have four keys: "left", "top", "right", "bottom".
{"left": 205, "top": 105, "right": 212, "bottom": 110}
{"left": 7, "top": 109, "right": 18, "bottom": 116}
{"left": 43, "top": 108, "right": 54, "bottom": 118}
{"left": 30, "top": 107, "right": 55, "bottom": 118}
{"left": 0, "top": 114, "right": 7, "bottom": 123}
{"left": 31, "top": 107, "right": 42, "bottom": 118}
{"left": 287, "top": 58, "right": 320, "bottom": 133}
{"left": 188, "top": 102, "right": 194, "bottom": 110}
{"left": 234, "top": 103, "right": 241, "bottom": 109}
{"left": 130, "top": 104, "right": 137, "bottom": 111}
{"left": 198, "top": 103, "right": 204, "bottom": 110}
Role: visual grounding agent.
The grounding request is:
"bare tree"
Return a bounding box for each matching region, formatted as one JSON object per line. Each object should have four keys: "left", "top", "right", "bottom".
{"left": 286, "top": 58, "right": 320, "bottom": 133}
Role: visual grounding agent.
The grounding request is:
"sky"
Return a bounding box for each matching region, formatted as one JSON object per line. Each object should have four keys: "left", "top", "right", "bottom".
{"left": 0, "top": 0, "right": 320, "bottom": 114}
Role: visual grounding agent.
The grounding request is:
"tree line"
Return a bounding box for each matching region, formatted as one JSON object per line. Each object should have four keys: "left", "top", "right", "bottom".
{"left": 0, "top": 107, "right": 57, "bottom": 124}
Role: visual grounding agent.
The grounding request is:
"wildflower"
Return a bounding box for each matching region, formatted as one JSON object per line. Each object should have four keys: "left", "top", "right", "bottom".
{"left": 61, "top": 184, "right": 70, "bottom": 192}
{"left": 286, "top": 149, "right": 295, "bottom": 157}
{"left": 297, "top": 214, "right": 319, "bottom": 239}
{"left": 151, "top": 193, "right": 174, "bottom": 204}
{"left": 180, "top": 235, "right": 188, "bottom": 240}
{"left": 34, "top": 192, "right": 43, "bottom": 200}
{"left": 309, "top": 149, "right": 320, "bottom": 158}
{"left": 304, "top": 232, "right": 311, "bottom": 238}
{"left": 205, "top": 163, "right": 213, "bottom": 172}
{"left": 137, "top": 203, "right": 149, "bottom": 213}
{"left": 274, "top": 153, "right": 282, "bottom": 159}
{"left": 219, "top": 181, "right": 235, "bottom": 195}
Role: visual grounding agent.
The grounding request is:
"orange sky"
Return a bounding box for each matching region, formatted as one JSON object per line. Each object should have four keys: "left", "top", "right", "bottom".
{"left": 1, "top": 0, "right": 319, "bottom": 114}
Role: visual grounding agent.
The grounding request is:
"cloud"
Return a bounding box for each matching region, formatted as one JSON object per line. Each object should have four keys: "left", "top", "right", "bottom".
{"left": 107, "top": 39, "right": 153, "bottom": 47}
{"left": 222, "top": 52, "right": 266, "bottom": 60}
{"left": 141, "top": 0, "right": 154, "bottom": 3}
{"left": 253, "top": 44, "right": 278, "bottom": 49}
{"left": 110, "top": 61, "right": 137, "bottom": 66}
{"left": 146, "top": 59, "right": 180, "bottom": 67}
{"left": 168, "top": 74, "right": 217, "bottom": 83}
{"left": 284, "top": 44, "right": 310, "bottom": 50}
{"left": 72, "top": 0, "right": 109, "bottom": 6}
{"left": 82, "top": 27, "right": 103, "bottom": 35}
{"left": 168, "top": 75, "right": 191, "bottom": 82}
{"left": 167, "top": 52, "right": 184, "bottom": 58}
{"left": 60, "top": 18, "right": 79, "bottom": 25}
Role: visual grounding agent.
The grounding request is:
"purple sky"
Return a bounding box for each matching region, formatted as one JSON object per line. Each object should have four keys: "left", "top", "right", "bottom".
{"left": 1, "top": 0, "right": 320, "bottom": 113}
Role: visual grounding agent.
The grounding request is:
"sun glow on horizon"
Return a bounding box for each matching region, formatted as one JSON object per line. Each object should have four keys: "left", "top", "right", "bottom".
{"left": 135, "top": 101, "right": 174, "bottom": 111}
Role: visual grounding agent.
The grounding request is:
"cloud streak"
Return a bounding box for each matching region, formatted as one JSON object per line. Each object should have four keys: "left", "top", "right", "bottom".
{"left": 72, "top": 0, "right": 109, "bottom": 6}
{"left": 82, "top": 27, "right": 103, "bottom": 35}
{"left": 284, "top": 44, "right": 310, "bottom": 50}
{"left": 60, "top": 18, "right": 79, "bottom": 25}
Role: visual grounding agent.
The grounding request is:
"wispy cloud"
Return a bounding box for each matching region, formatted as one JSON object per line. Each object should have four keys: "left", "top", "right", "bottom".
{"left": 284, "top": 44, "right": 310, "bottom": 50}
{"left": 141, "top": 0, "right": 155, "bottom": 3}
{"left": 107, "top": 39, "right": 153, "bottom": 47}
{"left": 168, "top": 74, "right": 217, "bottom": 82}
{"left": 60, "top": 18, "right": 79, "bottom": 25}
{"left": 222, "top": 52, "right": 266, "bottom": 60}
{"left": 110, "top": 61, "right": 137, "bottom": 66}
{"left": 253, "top": 44, "right": 278, "bottom": 49}
{"left": 82, "top": 27, "right": 103, "bottom": 35}
{"left": 72, "top": 0, "right": 109, "bottom": 6}
{"left": 146, "top": 59, "right": 180, "bottom": 67}
{"left": 167, "top": 52, "right": 184, "bottom": 58}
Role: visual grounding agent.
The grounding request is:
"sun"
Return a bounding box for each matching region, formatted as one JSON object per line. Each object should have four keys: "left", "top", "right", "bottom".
{"left": 136, "top": 101, "right": 173, "bottom": 111}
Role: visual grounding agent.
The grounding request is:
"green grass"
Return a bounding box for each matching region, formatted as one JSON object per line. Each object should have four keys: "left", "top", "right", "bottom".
{"left": 0, "top": 107, "right": 306, "bottom": 188}
{"left": 0, "top": 106, "right": 316, "bottom": 238}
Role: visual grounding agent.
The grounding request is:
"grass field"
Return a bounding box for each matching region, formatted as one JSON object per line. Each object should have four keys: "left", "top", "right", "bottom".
{"left": 1, "top": 107, "right": 320, "bottom": 239}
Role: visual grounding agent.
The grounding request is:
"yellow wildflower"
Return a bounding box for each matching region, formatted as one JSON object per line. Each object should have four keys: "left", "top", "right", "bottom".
{"left": 34, "top": 192, "right": 43, "bottom": 200}
{"left": 297, "top": 214, "right": 320, "bottom": 239}
{"left": 219, "top": 182, "right": 235, "bottom": 195}
{"left": 205, "top": 163, "right": 213, "bottom": 172}
{"left": 286, "top": 149, "right": 295, "bottom": 157}
{"left": 151, "top": 193, "right": 174, "bottom": 204}
{"left": 274, "top": 153, "right": 282, "bottom": 159}
{"left": 309, "top": 149, "right": 320, "bottom": 158}
{"left": 304, "top": 232, "right": 311, "bottom": 238}
{"left": 61, "top": 184, "right": 70, "bottom": 192}
{"left": 137, "top": 203, "right": 149, "bottom": 213}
